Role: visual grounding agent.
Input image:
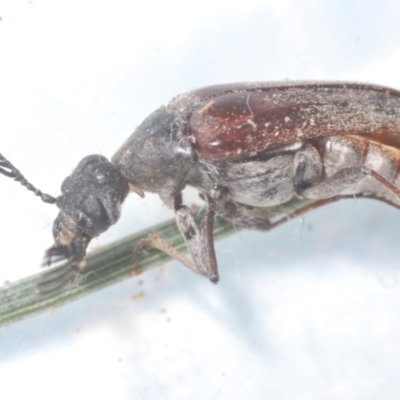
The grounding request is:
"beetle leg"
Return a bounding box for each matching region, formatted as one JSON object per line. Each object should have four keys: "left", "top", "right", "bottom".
{"left": 212, "top": 190, "right": 400, "bottom": 235}
{"left": 298, "top": 166, "right": 400, "bottom": 200}
{"left": 37, "top": 261, "right": 82, "bottom": 295}
{"left": 133, "top": 193, "right": 219, "bottom": 283}
{"left": 210, "top": 200, "right": 273, "bottom": 230}
{"left": 174, "top": 193, "right": 219, "bottom": 283}
{"left": 133, "top": 233, "right": 201, "bottom": 276}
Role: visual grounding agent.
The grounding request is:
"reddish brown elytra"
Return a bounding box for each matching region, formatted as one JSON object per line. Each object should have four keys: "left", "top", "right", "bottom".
{"left": 181, "top": 82, "right": 400, "bottom": 160}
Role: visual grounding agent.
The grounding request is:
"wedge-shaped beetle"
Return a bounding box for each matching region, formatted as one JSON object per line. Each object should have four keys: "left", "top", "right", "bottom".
{"left": 2, "top": 81, "right": 400, "bottom": 289}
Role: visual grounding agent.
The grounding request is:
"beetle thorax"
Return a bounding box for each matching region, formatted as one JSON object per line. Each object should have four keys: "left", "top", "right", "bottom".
{"left": 112, "top": 108, "right": 196, "bottom": 199}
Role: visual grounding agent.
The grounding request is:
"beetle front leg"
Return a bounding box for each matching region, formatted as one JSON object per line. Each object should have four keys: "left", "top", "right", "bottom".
{"left": 174, "top": 193, "right": 219, "bottom": 283}
{"left": 133, "top": 193, "right": 219, "bottom": 282}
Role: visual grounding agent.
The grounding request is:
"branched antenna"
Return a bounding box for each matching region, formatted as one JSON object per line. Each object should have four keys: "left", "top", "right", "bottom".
{"left": 0, "top": 153, "right": 57, "bottom": 204}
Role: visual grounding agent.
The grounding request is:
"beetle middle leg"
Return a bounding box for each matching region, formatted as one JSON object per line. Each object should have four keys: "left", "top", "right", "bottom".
{"left": 210, "top": 200, "right": 274, "bottom": 230}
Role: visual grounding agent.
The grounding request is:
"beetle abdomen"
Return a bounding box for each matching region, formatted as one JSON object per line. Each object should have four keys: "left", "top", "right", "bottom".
{"left": 312, "top": 135, "right": 400, "bottom": 204}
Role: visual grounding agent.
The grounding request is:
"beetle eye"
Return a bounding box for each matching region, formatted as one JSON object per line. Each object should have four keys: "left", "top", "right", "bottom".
{"left": 80, "top": 197, "right": 110, "bottom": 234}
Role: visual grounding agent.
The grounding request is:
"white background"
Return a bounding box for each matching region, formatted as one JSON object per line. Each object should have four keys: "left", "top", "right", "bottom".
{"left": 1, "top": 1, "right": 400, "bottom": 399}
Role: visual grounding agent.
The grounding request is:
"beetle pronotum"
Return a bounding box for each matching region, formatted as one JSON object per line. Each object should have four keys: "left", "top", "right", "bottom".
{"left": 2, "top": 81, "right": 400, "bottom": 290}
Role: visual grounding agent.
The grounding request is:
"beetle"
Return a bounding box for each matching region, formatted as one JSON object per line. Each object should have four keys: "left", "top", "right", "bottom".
{"left": 2, "top": 81, "right": 400, "bottom": 290}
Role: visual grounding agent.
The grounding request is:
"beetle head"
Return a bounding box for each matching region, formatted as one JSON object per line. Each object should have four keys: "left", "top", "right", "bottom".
{"left": 0, "top": 152, "right": 129, "bottom": 289}
{"left": 46, "top": 155, "right": 129, "bottom": 267}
